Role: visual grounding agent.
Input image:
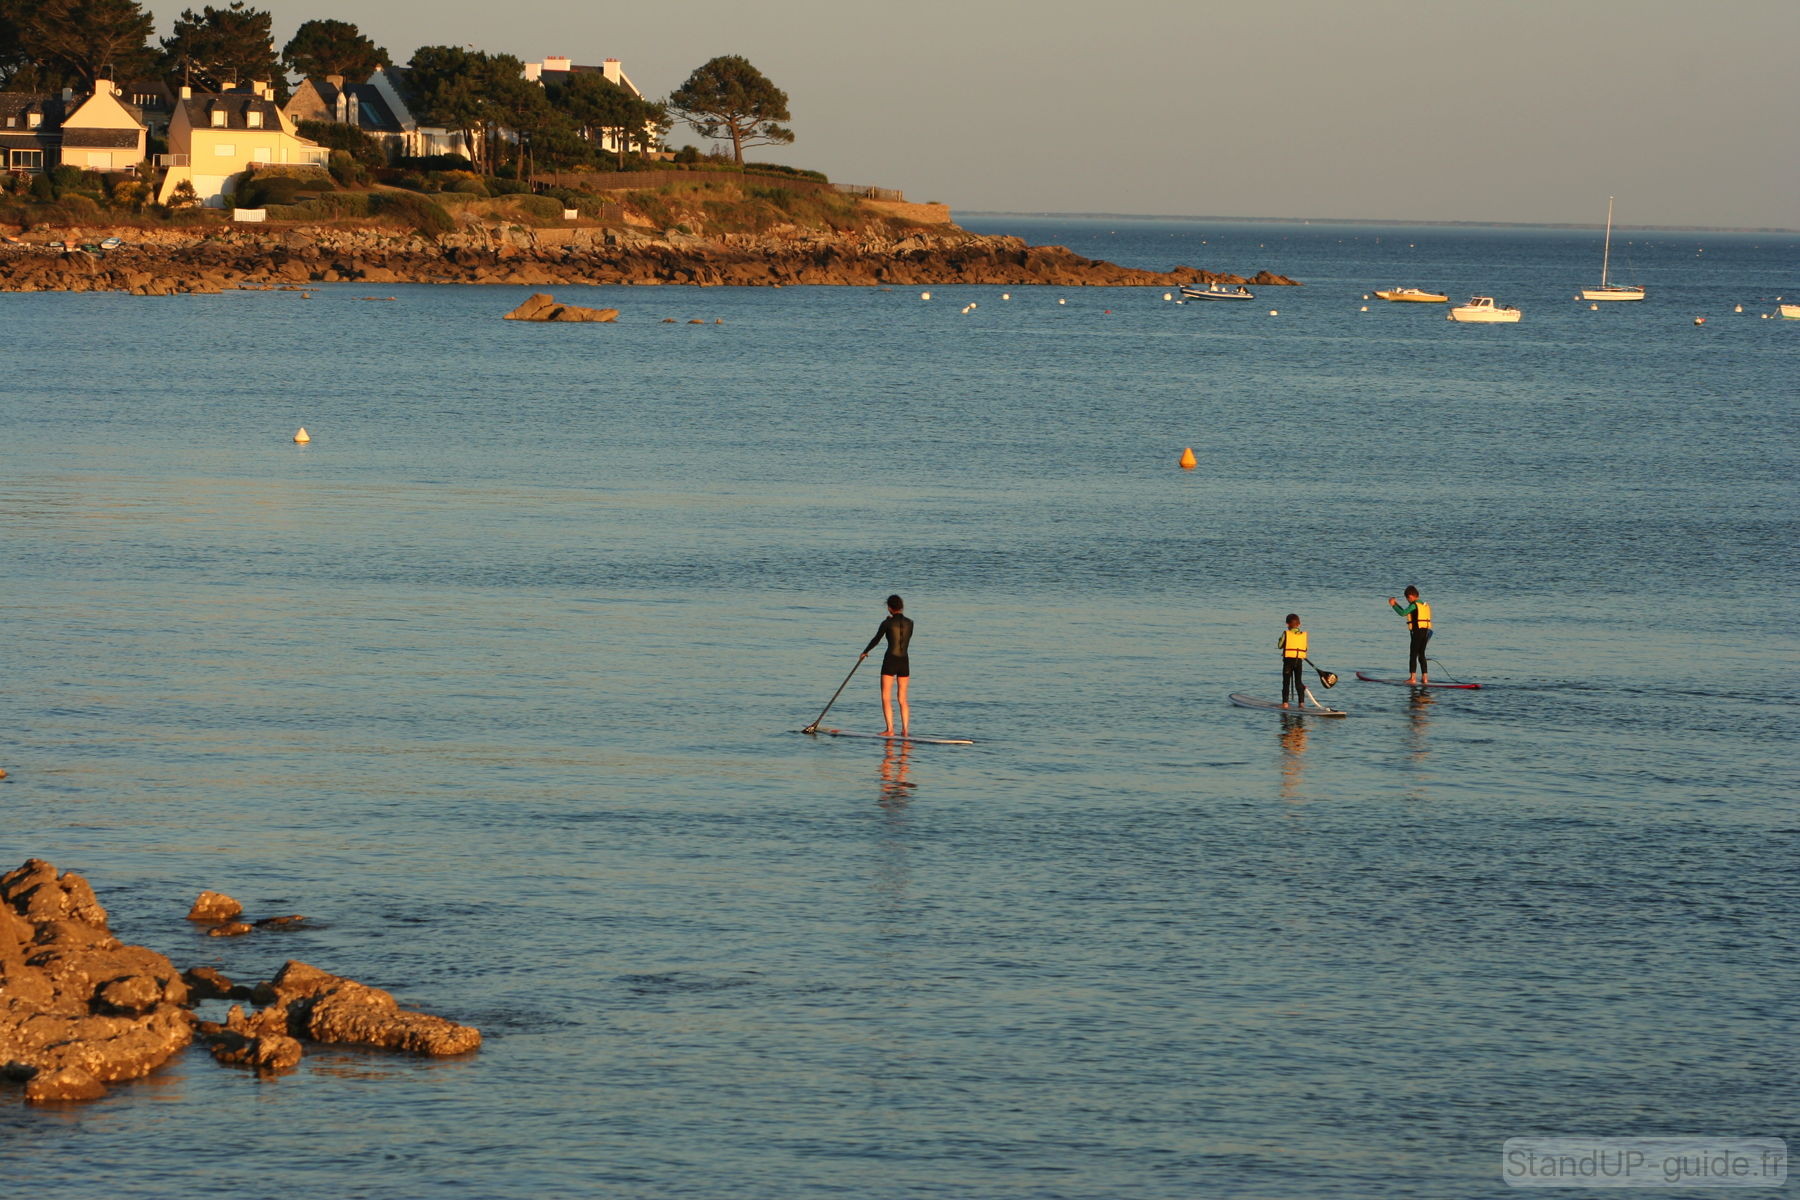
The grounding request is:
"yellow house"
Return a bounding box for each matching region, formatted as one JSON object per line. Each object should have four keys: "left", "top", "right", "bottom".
{"left": 60, "top": 79, "right": 148, "bottom": 172}
{"left": 157, "top": 82, "right": 329, "bottom": 207}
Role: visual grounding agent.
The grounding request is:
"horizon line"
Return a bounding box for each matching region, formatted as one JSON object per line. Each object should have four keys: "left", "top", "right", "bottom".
{"left": 957, "top": 211, "right": 1800, "bottom": 236}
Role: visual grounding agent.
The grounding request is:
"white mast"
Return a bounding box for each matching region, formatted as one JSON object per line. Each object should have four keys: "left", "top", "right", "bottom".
{"left": 1600, "top": 195, "right": 1614, "bottom": 287}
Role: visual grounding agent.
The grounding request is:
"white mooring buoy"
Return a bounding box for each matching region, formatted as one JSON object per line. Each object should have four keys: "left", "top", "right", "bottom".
{"left": 293, "top": 427, "right": 311, "bottom": 444}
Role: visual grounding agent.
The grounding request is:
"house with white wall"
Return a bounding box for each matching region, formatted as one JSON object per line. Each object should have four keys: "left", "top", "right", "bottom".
{"left": 157, "top": 82, "right": 329, "bottom": 206}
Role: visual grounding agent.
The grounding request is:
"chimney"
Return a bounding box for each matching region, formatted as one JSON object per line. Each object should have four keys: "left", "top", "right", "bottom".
{"left": 180, "top": 84, "right": 192, "bottom": 100}
{"left": 62, "top": 87, "right": 75, "bottom": 102}
{"left": 348, "top": 94, "right": 360, "bottom": 127}
{"left": 603, "top": 58, "right": 622, "bottom": 84}
{"left": 326, "top": 73, "right": 344, "bottom": 90}
{"left": 253, "top": 79, "right": 270, "bottom": 99}
{"left": 545, "top": 55, "right": 571, "bottom": 72}
{"left": 94, "top": 79, "right": 117, "bottom": 98}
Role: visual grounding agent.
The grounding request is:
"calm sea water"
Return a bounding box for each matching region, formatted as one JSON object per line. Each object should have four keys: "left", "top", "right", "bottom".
{"left": 2, "top": 217, "right": 1796, "bottom": 1198}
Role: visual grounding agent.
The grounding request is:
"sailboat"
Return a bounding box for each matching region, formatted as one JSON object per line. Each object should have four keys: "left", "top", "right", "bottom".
{"left": 1582, "top": 196, "right": 1645, "bottom": 301}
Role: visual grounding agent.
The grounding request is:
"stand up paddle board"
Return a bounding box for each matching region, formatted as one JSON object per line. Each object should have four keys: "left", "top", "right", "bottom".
{"left": 1227, "top": 693, "right": 1347, "bottom": 717}
{"left": 1354, "top": 671, "right": 1481, "bottom": 689}
{"left": 802, "top": 728, "right": 975, "bottom": 745}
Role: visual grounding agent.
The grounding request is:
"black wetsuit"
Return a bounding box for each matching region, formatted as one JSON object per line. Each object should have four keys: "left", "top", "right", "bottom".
{"left": 864, "top": 613, "right": 914, "bottom": 677}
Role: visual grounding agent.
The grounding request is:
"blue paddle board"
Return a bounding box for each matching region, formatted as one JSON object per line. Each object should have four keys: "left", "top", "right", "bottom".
{"left": 1228, "top": 692, "right": 1347, "bottom": 717}
{"left": 1354, "top": 671, "right": 1481, "bottom": 689}
{"left": 804, "top": 728, "right": 975, "bottom": 745}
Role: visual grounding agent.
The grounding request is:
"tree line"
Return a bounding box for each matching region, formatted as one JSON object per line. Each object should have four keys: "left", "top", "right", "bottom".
{"left": 0, "top": 2, "right": 794, "bottom": 170}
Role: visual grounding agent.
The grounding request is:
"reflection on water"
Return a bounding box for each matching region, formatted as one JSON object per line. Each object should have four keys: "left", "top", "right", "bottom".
{"left": 1407, "top": 688, "right": 1437, "bottom": 760}
{"left": 877, "top": 740, "right": 915, "bottom": 808}
{"left": 1278, "top": 716, "right": 1309, "bottom": 802}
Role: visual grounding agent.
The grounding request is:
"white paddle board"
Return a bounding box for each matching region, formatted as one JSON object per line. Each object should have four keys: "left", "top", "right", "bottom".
{"left": 804, "top": 727, "right": 975, "bottom": 745}
{"left": 1228, "top": 692, "right": 1347, "bottom": 717}
{"left": 1354, "top": 671, "right": 1481, "bottom": 689}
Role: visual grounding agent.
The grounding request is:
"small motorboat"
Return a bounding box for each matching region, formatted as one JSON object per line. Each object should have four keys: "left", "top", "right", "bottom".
{"left": 1181, "top": 282, "right": 1255, "bottom": 301}
{"left": 1374, "top": 287, "right": 1448, "bottom": 303}
{"left": 1778, "top": 303, "right": 1800, "bottom": 320}
{"left": 1447, "top": 296, "right": 1522, "bottom": 323}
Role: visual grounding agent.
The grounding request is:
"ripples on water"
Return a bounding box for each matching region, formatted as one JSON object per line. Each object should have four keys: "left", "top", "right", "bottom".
{"left": 1, "top": 219, "right": 1795, "bottom": 1197}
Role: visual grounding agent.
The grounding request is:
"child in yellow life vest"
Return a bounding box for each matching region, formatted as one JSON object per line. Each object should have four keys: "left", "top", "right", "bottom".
{"left": 1388, "top": 585, "right": 1432, "bottom": 684}
{"left": 1279, "top": 613, "right": 1308, "bottom": 708}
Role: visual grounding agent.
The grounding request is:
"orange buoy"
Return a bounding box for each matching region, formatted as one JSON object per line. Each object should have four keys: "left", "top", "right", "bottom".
{"left": 1178, "top": 447, "right": 1197, "bottom": 469}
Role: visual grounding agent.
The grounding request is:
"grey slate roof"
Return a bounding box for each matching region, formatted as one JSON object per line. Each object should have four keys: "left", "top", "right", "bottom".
{"left": 62, "top": 128, "right": 142, "bottom": 149}
{"left": 181, "top": 93, "right": 285, "bottom": 131}
{"left": 0, "top": 93, "right": 70, "bottom": 128}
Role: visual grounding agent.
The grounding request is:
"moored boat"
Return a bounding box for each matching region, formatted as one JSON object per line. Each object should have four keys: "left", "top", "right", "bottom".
{"left": 1581, "top": 196, "right": 1645, "bottom": 301}
{"left": 1374, "top": 287, "right": 1449, "bottom": 303}
{"left": 1778, "top": 303, "right": 1800, "bottom": 320}
{"left": 1447, "top": 296, "right": 1522, "bottom": 323}
{"left": 1181, "top": 282, "right": 1255, "bottom": 301}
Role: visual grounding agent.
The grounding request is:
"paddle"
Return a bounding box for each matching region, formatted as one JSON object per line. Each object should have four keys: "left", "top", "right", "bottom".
{"left": 1306, "top": 659, "right": 1339, "bottom": 688}
{"left": 801, "top": 655, "right": 865, "bottom": 734}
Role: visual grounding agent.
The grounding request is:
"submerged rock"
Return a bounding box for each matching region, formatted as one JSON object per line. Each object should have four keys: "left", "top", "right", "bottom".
{"left": 503, "top": 292, "right": 620, "bottom": 323}
{"left": 186, "top": 890, "right": 243, "bottom": 922}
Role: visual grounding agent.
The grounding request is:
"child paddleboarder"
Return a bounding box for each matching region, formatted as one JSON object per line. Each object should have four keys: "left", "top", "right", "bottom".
{"left": 860, "top": 594, "right": 914, "bottom": 738}
{"left": 1388, "top": 586, "right": 1432, "bottom": 684}
{"left": 1279, "top": 613, "right": 1308, "bottom": 709}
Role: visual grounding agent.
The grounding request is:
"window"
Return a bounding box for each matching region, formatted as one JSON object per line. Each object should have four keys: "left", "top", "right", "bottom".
{"left": 10, "top": 149, "right": 43, "bottom": 170}
{"left": 247, "top": 109, "right": 263, "bottom": 128}
{"left": 214, "top": 143, "right": 235, "bottom": 156}
{"left": 86, "top": 152, "right": 113, "bottom": 169}
{"left": 211, "top": 110, "right": 226, "bottom": 127}
{"left": 28, "top": 112, "right": 41, "bottom": 128}
{"left": 5, "top": 116, "right": 14, "bottom": 128}
{"left": 249, "top": 147, "right": 270, "bottom": 164}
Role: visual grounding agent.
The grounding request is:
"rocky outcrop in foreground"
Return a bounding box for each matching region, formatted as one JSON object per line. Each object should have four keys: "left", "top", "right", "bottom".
{"left": 1, "top": 860, "right": 479, "bottom": 1106}
{"left": 0, "top": 860, "right": 192, "bottom": 1103}
{"left": 0, "top": 222, "right": 1302, "bottom": 293}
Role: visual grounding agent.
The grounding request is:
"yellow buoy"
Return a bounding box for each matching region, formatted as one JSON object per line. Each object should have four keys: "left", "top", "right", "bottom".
{"left": 1693, "top": 317, "right": 1705, "bottom": 325}
{"left": 920, "top": 291, "right": 931, "bottom": 300}
{"left": 293, "top": 427, "right": 310, "bottom": 444}
{"left": 1178, "top": 447, "right": 1197, "bottom": 470}
{"left": 1734, "top": 304, "right": 1743, "bottom": 313}
{"left": 1268, "top": 310, "right": 1278, "bottom": 316}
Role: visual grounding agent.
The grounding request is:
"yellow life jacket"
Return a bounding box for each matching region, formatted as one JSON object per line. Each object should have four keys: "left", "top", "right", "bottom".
{"left": 1410, "top": 601, "right": 1432, "bottom": 630}
{"left": 1281, "top": 629, "right": 1308, "bottom": 658}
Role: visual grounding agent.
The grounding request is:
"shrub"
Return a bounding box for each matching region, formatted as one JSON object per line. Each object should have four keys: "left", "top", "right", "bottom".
{"left": 487, "top": 177, "right": 531, "bottom": 196}
{"left": 167, "top": 180, "right": 200, "bottom": 209}
{"left": 371, "top": 190, "right": 454, "bottom": 238}
{"left": 673, "top": 144, "right": 700, "bottom": 164}
{"left": 328, "top": 149, "right": 368, "bottom": 188}
{"left": 397, "top": 153, "right": 473, "bottom": 173}
{"left": 30, "top": 174, "right": 55, "bottom": 202}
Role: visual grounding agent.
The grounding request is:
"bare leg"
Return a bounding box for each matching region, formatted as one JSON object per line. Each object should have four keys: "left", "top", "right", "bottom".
{"left": 879, "top": 674, "right": 896, "bottom": 736}
{"left": 895, "top": 676, "right": 910, "bottom": 737}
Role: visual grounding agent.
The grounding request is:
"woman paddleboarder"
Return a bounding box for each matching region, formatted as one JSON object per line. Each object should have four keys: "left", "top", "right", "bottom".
{"left": 860, "top": 595, "right": 914, "bottom": 738}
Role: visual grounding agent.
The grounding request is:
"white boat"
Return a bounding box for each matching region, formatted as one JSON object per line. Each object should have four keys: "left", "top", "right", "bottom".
{"left": 1447, "top": 296, "right": 1522, "bottom": 323}
{"left": 1779, "top": 303, "right": 1800, "bottom": 320}
{"left": 1374, "top": 287, "right": 1448, "bottom": 303}
{"left": 1581, "top": 196, "right": 1645, "bottom": 301}
{"left": 1181, "top": 282, "right": 1255, "bottom": 301}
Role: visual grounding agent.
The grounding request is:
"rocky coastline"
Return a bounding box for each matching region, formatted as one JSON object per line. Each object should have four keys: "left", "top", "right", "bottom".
{"left": 1, "top": 859, "right": 479, "bottom": 1105}
{"left": 0, "top": 221, "right": 1301, "bottom": 294}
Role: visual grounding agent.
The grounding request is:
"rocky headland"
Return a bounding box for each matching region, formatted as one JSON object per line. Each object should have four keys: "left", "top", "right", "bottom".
{"left": 0, "top": 220, "right": 1301, "bottom": 295}
{"left": 1, "top": 859, "right": 479, "bottom": 1105}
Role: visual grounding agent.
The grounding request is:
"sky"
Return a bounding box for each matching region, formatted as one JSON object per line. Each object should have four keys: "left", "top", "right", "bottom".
{"left": 189, "top": 0, "right": 1798, "bottom": 229}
